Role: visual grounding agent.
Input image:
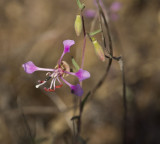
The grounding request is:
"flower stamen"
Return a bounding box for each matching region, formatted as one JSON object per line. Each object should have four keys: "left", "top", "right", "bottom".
{"left": 36, "top": 81, "right": 47, "bottom": 88}
{"left": 22, "top": 40, "right": 90, "bottom": 96}
{"left": 56, "top": 84, "right": 63, "bottom": 88}
{"left": 44, "top": 87, "right": 55, "bottom": 92}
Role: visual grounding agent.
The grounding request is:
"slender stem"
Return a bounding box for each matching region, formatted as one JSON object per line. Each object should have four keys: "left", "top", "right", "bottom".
{"left": 81, "top": 34, "right": 87, "bottom": 69}
{"left": 101, "top": 11, "right": 113, "bottom": 56}
{"left": 77, "top": 98, "right": 82, "bottom": 135}
{"left": 64, "top": 71, "right": 76, "bottom": 76}
{"left": 97, "top": 1, "right": 113, "bottom": 56}
{"left": 58, "top": 52, "right": 65, "bottom": 65}
{"left": 90, "top": 12, "right": 98, "bottom": 32}
{"left": 81, "top": 14, "right": 86, "bottom": 37}
{"left": 87, "top": 0, "right": 113, "bottom": 97}
{"left": 60, "top": 77, "right": 72, "bottom": 87}
{"left": 76, "top": 10, "right": 87, "bottom": 137}
{"left": 85, "top": 58, "right": 112, "bottom": 99}
{"left": 98, "top": 0, "right": 109, "bottom": 22}
{"left": 22, "top": 113, "right": 35, "bottom": 144}
{"left": 101, "top": 2, "right": 127, "bottom": 141}
{"left": 98, "top": 7, "right": 107, "bottom": 49}
{"left": 85, "top": 0, "right": 113, "bottom": 97}
{"left": 72, "top": 120, "right": 76, "bottom": 144}
{"left": 105, "top": 55, "right": 121, "bottom": 61}
{"left": 17, "top": 103, "right": 35, "bottom": 144}
{"left": 121, "top": 58, "right": 127, "bottom": 144}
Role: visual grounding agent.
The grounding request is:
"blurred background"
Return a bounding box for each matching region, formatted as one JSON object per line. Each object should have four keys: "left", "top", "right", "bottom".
{"left": 0, "top": 0, "right": 160, "bottom": 144}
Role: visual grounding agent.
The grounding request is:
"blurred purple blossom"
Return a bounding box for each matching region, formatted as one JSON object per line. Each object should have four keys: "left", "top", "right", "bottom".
{"left": 84, "top": 9, "right": 96, "bottom": 18}
{"left": 84, "top": 0, "right": 122, "bottom": 21}
{"left": 110, "top": 2, "right": 122, "bottom": 12}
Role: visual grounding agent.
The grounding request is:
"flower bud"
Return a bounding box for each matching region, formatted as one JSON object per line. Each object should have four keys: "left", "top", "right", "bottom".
{"left": 74, "top": 15, "right": 82, "bottom": 36}
{"left": 92, "top": 38, "right": 105, "bottom": 62}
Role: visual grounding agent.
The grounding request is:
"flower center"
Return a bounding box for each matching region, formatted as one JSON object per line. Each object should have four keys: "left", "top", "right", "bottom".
{"left": 35, "top": 61, "right": 70, "bottom": 91}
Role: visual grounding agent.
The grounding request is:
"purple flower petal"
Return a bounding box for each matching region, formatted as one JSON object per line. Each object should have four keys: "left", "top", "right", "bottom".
{"left": 63, "top": 40, "right": 75, "bottom": 53}
{"left": 84, "top": 9, "right": 96, "bottom": 18}
{"left": 22, "top": 61, "right": 38, "bottom": 74}
{"left": 70, "top": 84, "right": 83, "bottom": 96}
{"left": 22, "top": 61, "right": 55, "bottom": 74}
{"left": 58, "top": 40, "right": 75, "bottom": 65}
{"left": 110, "top": 2, "right": 122, "bottom": 12}
{"left": 75, "top": 69, "right": 90, "bottom": 82}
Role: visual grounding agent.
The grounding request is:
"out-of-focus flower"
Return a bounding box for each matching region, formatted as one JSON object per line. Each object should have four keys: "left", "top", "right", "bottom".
{"left": 84, "top": 0, "right": 122, "bottom": 21}
{"left": 22, "top": 40, "right": 90, "bottom": 96}
{"left": 109, "top": 2, "right": 122, "bottom": 21}
{"left": 110, "top": 2, "right": 122, "bottom": 12}
{"left": 84, "top": 9, "right": 97, "bottom": 18}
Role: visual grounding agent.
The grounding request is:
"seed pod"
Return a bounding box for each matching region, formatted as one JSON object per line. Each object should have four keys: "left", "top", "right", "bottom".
{"left": 92, "top": 38, "right": 105, "bottom": 62}
{"left": 74, "top": 15, "right": 82, "bottom": 36}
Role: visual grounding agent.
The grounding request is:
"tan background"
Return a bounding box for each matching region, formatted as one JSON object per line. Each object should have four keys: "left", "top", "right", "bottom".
{"left": 0, "top": 0, "right": 160, "bottom": 144}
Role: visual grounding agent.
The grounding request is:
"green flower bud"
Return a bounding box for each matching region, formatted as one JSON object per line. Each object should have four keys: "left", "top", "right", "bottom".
{"left": 74, "top": 15, "right": 82, "bottom": 36}
{"left": 92, "top": 38, "right": 105, "bottom": 62}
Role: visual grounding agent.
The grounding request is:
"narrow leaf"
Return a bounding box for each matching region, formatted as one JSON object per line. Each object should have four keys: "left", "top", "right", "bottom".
{"left": 89, "top": 29, "right": 102, "bottom": 36}
{"left": 76, "top": 0, "right": 85, "bottom": 10}
{"left": 72, "top": 57, "right": 80, "bottom": 71}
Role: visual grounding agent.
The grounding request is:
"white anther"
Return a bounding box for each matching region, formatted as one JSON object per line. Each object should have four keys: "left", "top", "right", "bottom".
{"left": 35, "top": 81, "right": 46, "bottom": 88}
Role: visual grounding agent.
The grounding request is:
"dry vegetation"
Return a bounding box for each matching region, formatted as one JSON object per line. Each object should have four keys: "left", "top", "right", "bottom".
{"left": 0, "top": 0, "right": 160, "bottom": 144}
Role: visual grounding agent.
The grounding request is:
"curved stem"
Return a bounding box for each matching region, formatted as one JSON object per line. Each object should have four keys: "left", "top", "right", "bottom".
{"left": 60, "top": 77, "right": 72, "bottom": 87}
{"left": 81, "top": 35, "right": 87, "bottom": 69}
{"left": 64, "top": 71, "right": 76, "bottom": 76}
{"left": 58, "top": 52, "right": 65, "bottom": 66}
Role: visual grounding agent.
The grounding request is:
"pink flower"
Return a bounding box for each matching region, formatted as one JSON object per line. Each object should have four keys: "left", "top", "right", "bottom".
{"left": 22, "top": 40, "right": 90, "bottom": 96}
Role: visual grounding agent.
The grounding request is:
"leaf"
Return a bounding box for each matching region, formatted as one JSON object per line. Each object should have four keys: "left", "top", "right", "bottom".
{"left": 72, "top": 57, "right": 80, "bottom": 71}
{"left": 76, "top": 0, "right": 85, "bottom": 10}
{"left": 89, "top": 29, "right": 102, "bottom": 36}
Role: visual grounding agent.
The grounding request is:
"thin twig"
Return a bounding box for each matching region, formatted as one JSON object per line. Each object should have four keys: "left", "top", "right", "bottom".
{"left": 76, "top": 9, "right": 87, "bottom": 137}
{"left": 85, "top": 1, "right": 113, "bottom": 98}
{"left": 90, "top": 12, "right": 98, "bottom": 32}
{"left": 120, "top": 58, "right": 127, "bottom": 144}
{"left": 98, "top": 6, "right": 107, "bottom": 49}
{"left": 99, "top": 5, "right": 113, "bottom": 56}
{"left": 81, "top": 15, "right": 86, "bottom": 36}
{"left": 81, "top": 35, "right": 87, "bottom": 69}
{"left": 86, "top": 58, "right": 112, "bottom": 99}
{"left": 17, "top": 102, "right": 35, "bottom": 144}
